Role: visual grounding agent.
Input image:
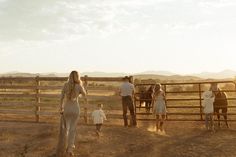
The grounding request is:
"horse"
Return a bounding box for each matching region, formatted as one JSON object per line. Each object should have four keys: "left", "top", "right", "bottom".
{"left": 139, "top": 85, "right": 156, "bottom": 113}
{"left": 211, "top": 84, "right": 229, "bottom": 128}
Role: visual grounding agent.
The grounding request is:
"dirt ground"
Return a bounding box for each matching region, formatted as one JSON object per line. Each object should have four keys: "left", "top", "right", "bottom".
{"left": 1, "top": 119, "right": 236, "bottom": 157}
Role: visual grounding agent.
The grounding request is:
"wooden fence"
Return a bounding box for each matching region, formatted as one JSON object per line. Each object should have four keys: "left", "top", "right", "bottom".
{"left": 0, "top": 76, "right": 133, "bottom": 122}
{"left": 1, "top": 76, "right": 236, "bottom": 123}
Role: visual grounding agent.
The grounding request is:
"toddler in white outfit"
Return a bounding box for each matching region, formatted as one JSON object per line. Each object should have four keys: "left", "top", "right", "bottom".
{"left": 92, "top": 104, "right": 107, "bottom": 136}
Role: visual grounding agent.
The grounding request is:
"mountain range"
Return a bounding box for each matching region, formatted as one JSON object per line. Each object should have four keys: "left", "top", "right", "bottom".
{"left": 136, "top": 69, "right": 236, "bottom": 79}
{"left": 1, "top": 69, "right": 236, "bottom": 80}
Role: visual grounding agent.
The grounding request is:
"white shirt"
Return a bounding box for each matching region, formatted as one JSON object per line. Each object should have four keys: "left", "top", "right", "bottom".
{"left": 202, "top": 91, "right": 215, "bottom": 114}
{"left": 120, "top": 82, "right": 135, "bottom": 96}
{"left": 92, "top": 109, "right": 107, "bottom": 124}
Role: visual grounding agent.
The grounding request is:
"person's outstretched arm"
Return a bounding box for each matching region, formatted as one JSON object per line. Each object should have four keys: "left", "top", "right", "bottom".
{"left": 79, "top": 84, "right": 88, "bottom": 103}
{"left": 102, "top": 110, "right": 107, "bottom": 121}
{"left": 59, "top": 84, "right": 66, "bottom": 113}
{"left": 162, "top": 91, "right": 166, "bottom": 99}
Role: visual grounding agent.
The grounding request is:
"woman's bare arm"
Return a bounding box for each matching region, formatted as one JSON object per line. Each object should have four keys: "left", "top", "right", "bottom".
{"left": 60, "top": 84, "right": 66, "bottom": 112}
{"left": 79, "top": 84, "right": 88, "bottom": 103}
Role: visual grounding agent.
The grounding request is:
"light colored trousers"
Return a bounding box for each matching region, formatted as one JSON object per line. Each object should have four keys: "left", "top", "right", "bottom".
{"left": 63, "top": 101, "right": 80, "bottom": 153}
{"left": 205, "top": 113, "right": 214, "bottom": 130}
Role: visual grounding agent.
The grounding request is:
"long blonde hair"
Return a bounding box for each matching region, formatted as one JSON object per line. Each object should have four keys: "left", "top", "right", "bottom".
{"left": 66, "top": 71, "right": 82, "bottom": 100}
{"left": 155, "top": 83, "right": 162, "bottom": 94}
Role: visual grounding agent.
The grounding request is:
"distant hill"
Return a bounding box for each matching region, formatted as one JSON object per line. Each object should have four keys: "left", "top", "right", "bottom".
{"left": 191, "top": 70, "right": 236, "bottom": 79}
{"left": 135, "top": 70, "right": 236, "bottom": 79}
{"left": 0, "top": 69, "right": 235, "bottom": 80}
{"left": 136, "top": 71, "right": 176, "bottom": 76}
{"left": 0, "top": 72, "right": 69, "bottom": 77}
{"left": 81, "top": 72, "right": 126, "bottom": 77}
{"left": 0, "top": 71, "right": 201, "bottom": 81}
{"left": 133, "top": 74, "right": 201, "bottom": 81}
{"left": 0, "top": 72, "right": 37, "bottom": 77}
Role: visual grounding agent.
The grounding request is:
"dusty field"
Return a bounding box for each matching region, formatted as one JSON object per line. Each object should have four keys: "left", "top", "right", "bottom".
{"left": 1, "top": 119, "right": 236, "bottom": 157}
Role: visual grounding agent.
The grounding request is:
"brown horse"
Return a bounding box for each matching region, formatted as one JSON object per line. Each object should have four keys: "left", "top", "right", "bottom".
{"left": 139, "top": 85, "right": 156, "bottom": 113}
{"left": 211, "top": 84, "right": 229, "bottom": 128}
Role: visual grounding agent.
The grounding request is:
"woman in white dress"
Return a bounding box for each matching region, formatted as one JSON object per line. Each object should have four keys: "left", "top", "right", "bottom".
{"left": 153, "top": 83, "right": 167, "bottom": 133}
{"left": 58, "top": 71, "right": 87, "bottom": 156}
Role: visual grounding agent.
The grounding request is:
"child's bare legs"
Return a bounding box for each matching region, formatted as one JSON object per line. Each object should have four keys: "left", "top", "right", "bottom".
{"left": 160, "top": 115, "right": 166, "bottom": 132}
{"left": 205, "top": 113, "right": 214, "bottom": 132}
{"left": 156, "top": 115, "right": 165, "bottom": 132}
{"left": 209, "top": 114, "right": 214, "bottom": 132}
{"left": 96, "top": 124, "right": 102, "bottom": 136}
{"left": 205, "top": 114, "right": 210, "bottom": 130}
{"left": 156, "top": 114, "right": 166, "bottom": 134}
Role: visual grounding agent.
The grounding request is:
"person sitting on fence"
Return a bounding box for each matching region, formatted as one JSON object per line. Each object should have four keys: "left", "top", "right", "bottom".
{"left": 57, "top": 71, "right": 87, "bottom": 157}
{"left": 92, "top": 104, "right": 107, "bottom": 137}
{"left": 119, "top": 76, "right": 137, "bottom": 127}
{"left": 202, "top": 88, "right": 215, "bottom": 132}
{"left": 153, "top": 83, "right": 167, "bottom": 134}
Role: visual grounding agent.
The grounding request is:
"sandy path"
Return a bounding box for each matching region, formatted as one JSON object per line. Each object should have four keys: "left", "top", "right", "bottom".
{"left": 0, "top": 121, "right": 236, "bottom": 157}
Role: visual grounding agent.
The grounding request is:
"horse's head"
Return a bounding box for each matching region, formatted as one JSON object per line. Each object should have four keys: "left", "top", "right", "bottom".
{"left": 147, "top": 85, "right": 153, "bottom": 92}
{"left": 210, "top": 83, "right": 223, "bottom": 96}
{"left": 210, "top": 83, "right": 218, "bottom": 92}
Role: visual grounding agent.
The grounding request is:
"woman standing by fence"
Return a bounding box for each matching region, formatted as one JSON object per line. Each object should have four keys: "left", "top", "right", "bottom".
{"left": 56, "top": 71, "right": 87, "bottom": 157}
{"left": 153, "top": 83, "right": 167, "bottom": 134}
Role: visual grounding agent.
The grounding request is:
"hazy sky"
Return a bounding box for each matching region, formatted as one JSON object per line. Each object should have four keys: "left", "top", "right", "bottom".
{"left": 0, "top": 0, "right": 236, "bottom": 74}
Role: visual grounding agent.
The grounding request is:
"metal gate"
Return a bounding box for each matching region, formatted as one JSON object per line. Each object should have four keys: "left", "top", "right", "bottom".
{"left": 134, "top": 80, "right": 236, "bottom": 122}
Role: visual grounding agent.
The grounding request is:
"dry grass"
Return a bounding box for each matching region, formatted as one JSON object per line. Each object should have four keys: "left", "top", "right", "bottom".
{"left": 0, "top": 118, "right": 236, "bottom": 157}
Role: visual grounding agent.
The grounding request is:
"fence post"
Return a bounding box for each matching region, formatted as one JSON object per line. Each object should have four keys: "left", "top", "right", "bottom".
{"left": 134, "top": 84, "right": 137, "bottom": 115}
{"left": 83, "top": 75, "right": 88, "bottom": 124}
{"left": 163, "top": 84, "right": 168, "bottom": 120}
{"left": 129, "top": 76, "right": 135, "bottom": 125}
{"left": 35, "top": 76, "right": 41, "bottom": 122}
{"left": 199, "top": 84, "right": 203, "bottom": 120}
{"left": 234, "top": 82, "right": 236, "bottom": 92}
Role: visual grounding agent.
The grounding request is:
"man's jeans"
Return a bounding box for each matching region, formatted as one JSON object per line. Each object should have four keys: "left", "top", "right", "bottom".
{"left": 122, "top": 96, "right": 137, "bottom": 126}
